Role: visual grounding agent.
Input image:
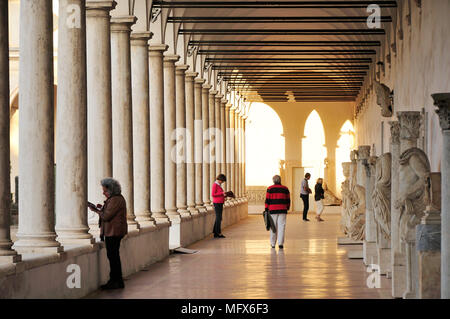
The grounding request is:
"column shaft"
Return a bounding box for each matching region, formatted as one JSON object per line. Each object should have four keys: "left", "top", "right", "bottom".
{"left": 229, "top": 108, "right": 236, "bottom": 202}
{"left": 55, "top": 0, "right": 94, "bottom": 244}
{"left": 225, "top": 104, "right": 232, "bottom": 205}
{"left": 202, "top": 84, "right": 212, "bottom": 208}
{"left": 215, "top": 94, "right": 222, "bottom": 177}
{"left": 175, "top": 65, "right": 189, "bottom": 217}
{"left": 86, "top": 1, "right": 115, "bottom": 232}
{"left": 209, "top": 90, "right": 217, "bottom": 201}
{"left": 149, "top": 44, "right": 169, "bottom": 223}
{"left": 0, "top": 1, "right": 20, "bottom": 262}
{"left": 131, "top": 32, "right": 154, "bottom": 227}
{"left": 220, "top": 99, "right": 227, "bottom": 176}
{"left": 185, "top": 72, "right": 198, "bottom": 214}
{"left": 194, "top": 78, "right": 206, "bottom": 212}
{"left": 111, "top": 16, "right": 138, "bottom": 231}
{"left": 14, "top": 0, "right": 62, "bottom": 253}
{"left": 234, "top": 110, "right": 240, "bottom": 199}
{"left": 163, "top": 54, "right": 180, "bottom": 218}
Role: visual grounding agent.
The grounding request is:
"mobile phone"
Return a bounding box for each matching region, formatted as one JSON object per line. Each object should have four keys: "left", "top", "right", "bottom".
{"left": 87, "top": 201, "right": 98, "bottom": 210}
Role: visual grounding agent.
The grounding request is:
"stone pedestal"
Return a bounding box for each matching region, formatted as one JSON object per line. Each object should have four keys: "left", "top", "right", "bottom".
{"left": 55, "top": 0, "right": 95, "bottom": 245}
{"left": 86, "top": 0, "right": 116, "bottom": 234}
{"left": 111, "top": 16, "right": 139, "bottom": 231}
{"left": 149, "top": 44, "right": 170, "bottom": 225}
{"left": 131, "top": 32, "right": 155, "bottom": 227}
{"left": 13, "top": 0, "right": 63, "bottom": 253}
{"left": 431, "top": 93, "right": 450, "bottom": 299}
{"left": 0, "top": 1, "right": 21, "bottom": 263}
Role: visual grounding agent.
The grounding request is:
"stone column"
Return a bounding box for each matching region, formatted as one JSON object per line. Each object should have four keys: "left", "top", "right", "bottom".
{"left": 220, "top": 98, "right": 227, "bottom": 176}
{"left": 175, "top": 64, "right": 190, "bottom": 217}
{"left": 111, "top": 16, "right": 138, "bottom": 231}
{"left": 242, "top": 116, "right": 247, "bottom": 199}
{"left": 215, "top": 94, "right": 223, "bottom": 177}
{"left": 194, "top": 78, "right": 206, "bottom": 213}
{"left": 131, "top": 31, "right": 154, "bottom": 227}
{"left": 185, "top": 71, "right": 199, "bottom": 215}
{"left": 240, "top": 114, "right": 246, "bottom": 200}
{"left": 86, "top": 0, "right": 116, "bottom": 233}
{"left": 55, "top": 0, "right": 94, "bottom": 245}
{"left": 202, "top": 84, "right": 212, "bottom": 209}
{"left": 389, "top": 121, "right": 405, "bottom": 297}
{"left": 13, "top": 0, "right": 62, "bottom": 253}
{"left": 149, "top": 44, "right": 169, "bottom": 224}
{"left": 163, "top": 54, "right": 180, "bottom": 221}
{"left": 209, "top": 89, "right": 217, "bottom": 200}
{"left": 229, "top": 107, "right": 236, "bottom": 204}
{"left": 0, "top": 1, "right": 21, "bottom": 262}
{"left": 432, "top": 93, "right": 450, "bottom": 299}
{"left": 397, "top": 111, "right": 423, "bottom": 299}
{"left": 225, "top": 103, "right": 232, "bottom": 206}
{"left": 236, "top": 112, "right": 242, "bottom": 201}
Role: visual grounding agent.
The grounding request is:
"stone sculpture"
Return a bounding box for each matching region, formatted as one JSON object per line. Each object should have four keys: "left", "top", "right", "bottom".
{"left": 322, "top": 182, "right": 342, "bottom": 206}
{"left": 348, "top": 184, "right": 366, "bottom": 241}
{"left": 374, "top": 81, "right": 393, "bottom": 117}
{"left": 340, "top": 162, "right": 353, "bottom": 234}
{"left": 372, "top": 153, "right": 392, "bottom": 241}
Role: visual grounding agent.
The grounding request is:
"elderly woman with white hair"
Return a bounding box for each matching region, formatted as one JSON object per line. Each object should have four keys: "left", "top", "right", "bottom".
{"left": 88, "top": 178, "right": 127, "bottom": 290}
{"left": 265, "top": 175, "right": 291, "bottom": 249}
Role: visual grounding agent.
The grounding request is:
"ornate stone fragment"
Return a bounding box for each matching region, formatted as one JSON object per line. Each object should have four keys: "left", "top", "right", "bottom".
{"left": 372, "top": 153, "right": 392, "bottom": 241}
{"left": 374, "top": 81, "right": 393, "bottom": 117}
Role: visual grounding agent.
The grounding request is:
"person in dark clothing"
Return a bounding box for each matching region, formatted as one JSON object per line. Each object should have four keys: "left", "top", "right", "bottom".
{"left": 265, "top": 175, "right": 291, "bottom": 249}
{"left": 88, "top": 178, "right": 127, "bottom": 290}
{"left": 300, "top": 173, "right": 312, "bottom": 221}
{"left": 314, "top": 178, "right": 325, "bottom": 222}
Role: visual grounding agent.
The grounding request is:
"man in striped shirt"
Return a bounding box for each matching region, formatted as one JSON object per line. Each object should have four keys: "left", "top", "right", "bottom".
{"left": 265, "top": 175, "right": 291, "bottom": 249}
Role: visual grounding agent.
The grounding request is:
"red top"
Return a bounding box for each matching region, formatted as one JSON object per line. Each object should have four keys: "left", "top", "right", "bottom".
{"left": 211, "top": 182, "right": 225, "bottom": 204}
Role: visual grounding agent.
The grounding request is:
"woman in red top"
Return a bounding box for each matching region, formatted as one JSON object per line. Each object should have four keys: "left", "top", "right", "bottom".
{"left": 211, "top": 174, "right": 233, "bottom": 238}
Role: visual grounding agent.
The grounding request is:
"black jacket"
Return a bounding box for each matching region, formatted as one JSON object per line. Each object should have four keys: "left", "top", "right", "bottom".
{"left": 314, "top": 183, "right": 325, "bottom": 201}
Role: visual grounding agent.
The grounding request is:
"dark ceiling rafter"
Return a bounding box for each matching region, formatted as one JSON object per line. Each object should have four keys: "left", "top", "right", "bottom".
{"left": 208, "top": 58, "right": 373, "bottom": 63}
{"left": 198, "top": 49, "right": 377, "bottom": 55}
{"left": 192, "top": 40, "right": 381, "bottom": 47}
{"left": 179, "top": 29, "right": 386, "bottom": 35}
{"left": 168, "top": 16, "right": 392, "bottom": 23}
{"left": 153, "top": 1, "right": 398, "bottom": 9}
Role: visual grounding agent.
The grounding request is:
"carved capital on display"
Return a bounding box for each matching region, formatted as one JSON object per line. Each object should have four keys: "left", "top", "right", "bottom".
{"left": 374, "top": 81, "right": 393, "bottom": 117}
{"left": 397, "top": 111, "right": 422, "bottom": 141}
{"left": 431, "top": 93, "right": 450, "bottom": 131}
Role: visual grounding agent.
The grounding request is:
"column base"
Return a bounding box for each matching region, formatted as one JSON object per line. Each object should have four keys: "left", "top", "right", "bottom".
{"left": 13, "top": 245, "right": 64, "bottom": 254}
{"left": 363, "top": 240, "right": 377, "bottom": 265}
{"left": 57, "top": 237, "right": 96, "bottom": 246}
{"left": 127, "top": 222, "right": 140, "bottom": 231}
{"left": 135, "top": 219, "right": 157, "bottom": 228}
{"left": 0, "top": 254, "right": 22, "bottom": 264}
{"left": 377, "top": 246, "right": 392, "bottom": 275}
{"left": 196, "top": 205, "right": 207, "bottom": 214}
{"left": 392, "top": 252, "right": 407, "bottom": 298}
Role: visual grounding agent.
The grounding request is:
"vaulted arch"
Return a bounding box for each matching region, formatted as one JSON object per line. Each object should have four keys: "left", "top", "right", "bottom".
{"left": 302, "top": 110, "right": 327, "bottom": 182}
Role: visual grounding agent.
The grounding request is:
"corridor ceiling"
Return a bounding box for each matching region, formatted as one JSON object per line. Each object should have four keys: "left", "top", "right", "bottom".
{"left": 154, "top": 0, "right": 397, "bottom": 102}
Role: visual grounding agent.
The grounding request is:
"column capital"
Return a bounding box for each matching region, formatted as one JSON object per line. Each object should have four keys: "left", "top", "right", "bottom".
{"left": 110, "top": 16, "right": 137, "bottom": 32}
{"left": 225, "top": 103, "right": 232, "bottom": 111}
{"left": 175, "top": 64, "right": 189, "bottom": 75}
{"left": 431, "top": 93, "right": 450, "bottom": 131}
{"left": 389, "top": 121, "right": 400, "bottom": 145}
{"left": 221, "top": 98, "right": 228, "bottom": 104}
{"left": 131, "top": 31, "right": 153, "bottom": 43}
{"left": 86, "top": 0, "right": 117, "bottom": 11}
{"left": 195, "top": 77, "right": 205, "bottom": 85}
{"left": 397, "top": 111, "right": 422, "bottom": 141}
{"left": 216, "top": 94, "right": 224, "bottom": 100}
{"left": 164, "top": 54, "right": 180, "bottom": 63}
{"left": 186, "top": 71, "right": 198, "bottom": 79}
{"left": 148, "top": 43, "right": 168, "bottom": 53}
{"left": 210, "top": 90, "right": 218, "bottom": 96}
{"left": 202, "top": 83, "right": 212, "bottom": 90}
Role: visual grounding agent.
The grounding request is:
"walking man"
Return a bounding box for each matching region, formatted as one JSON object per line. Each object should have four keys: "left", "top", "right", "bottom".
{"left": 300, "top": 173, "right": 312, "bottom": 221}
{"left": 265, "top": 175, "right": 291, "bottom": 249}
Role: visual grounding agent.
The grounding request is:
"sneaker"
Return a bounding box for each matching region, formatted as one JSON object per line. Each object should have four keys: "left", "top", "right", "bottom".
{"left": 303, "top": 218, "right": 310, "bottom": 222}
{"left": 271, "top": 245, "right": 275, "bottom": 249}
{"left": 218, "top": 234, "right": 226, "bottom": 238}
{"left": 279, "top": 245, "right": 284, "bottom": 249}
{"left": 101, "top": 280, "right": 124, "bottom": 290}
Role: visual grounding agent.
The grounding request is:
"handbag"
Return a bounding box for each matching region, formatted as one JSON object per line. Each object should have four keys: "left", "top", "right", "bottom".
{"left": 263, "top": 210, "right": 277, "bottom": 233}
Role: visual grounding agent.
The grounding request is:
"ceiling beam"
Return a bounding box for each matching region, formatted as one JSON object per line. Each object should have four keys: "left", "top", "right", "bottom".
{"left": 192, "top": 40, "right": 381, "bottom": 47}
{"left": 198, "top": 49, "right": 377, "bottom": 55}
{"left": 208, "top": 58, "right": 373, "bottom": 63}
{"left": 169, "top": 16, "right": 392, "bottom": 23}
{"left": 179, "top": 29, "right": 386, "bottom": 35}
{"left": 154, "top": 1, "right": 397, "bottom": 9}
{"left": 213, "top": 65, "right": 370, "bottom": 69}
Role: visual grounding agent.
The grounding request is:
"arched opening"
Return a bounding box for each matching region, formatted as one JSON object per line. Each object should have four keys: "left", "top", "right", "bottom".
{"left": 302, "top": 110, "right": 327, "bottom": 183}
{"left": 245, "top": 102, "right": 284, "bottom": 203}
{"left": 335, "top": 120, "right": 355, "bottom": 197}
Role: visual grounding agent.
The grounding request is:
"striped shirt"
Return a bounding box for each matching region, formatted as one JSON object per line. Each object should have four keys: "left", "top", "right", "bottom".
{"left": 265, "top": 184, "right": 291, "bottom": 214}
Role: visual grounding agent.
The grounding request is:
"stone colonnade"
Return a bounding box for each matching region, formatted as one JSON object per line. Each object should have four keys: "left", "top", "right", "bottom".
{"left": 340, "top": 105, "right": 449, "bottom": 299}
{"left": 0, "top": 1, "right": 248, "bottom": 263}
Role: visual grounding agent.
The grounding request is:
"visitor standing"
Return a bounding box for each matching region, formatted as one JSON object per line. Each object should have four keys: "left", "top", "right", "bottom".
{"left": 300, "top": 173, "right": 312, "bottom": 221}
{"left": 314, "top": 178, "right": 325, "bottom": 222}
{"left": 211, "top": 174, "right": 234, "bottom": 238}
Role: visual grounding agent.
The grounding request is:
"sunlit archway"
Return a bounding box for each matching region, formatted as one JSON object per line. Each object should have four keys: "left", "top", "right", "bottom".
{"left": 335, "top": 120, "right": 355, "bottom": 197}
{"left": 245, "top": 102, "right": 284, "bottom": 186}
{"left": 302, "top": 110, "right": 327, "bottom": 183}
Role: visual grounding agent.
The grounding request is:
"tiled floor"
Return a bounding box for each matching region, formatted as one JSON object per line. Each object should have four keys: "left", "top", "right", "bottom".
{"left": 87, "top": 213, "right": 392, "bottom": 299}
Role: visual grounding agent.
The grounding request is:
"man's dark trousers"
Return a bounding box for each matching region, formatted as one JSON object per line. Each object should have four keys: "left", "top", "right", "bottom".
{"left": 213, "top": 203, "right": 224, "bottom": 235}
{"left": 105, "top": 236, "right": 123, "bottom": 283}
{"left": 301, "top": 194, "right": 309, "bottom": 220}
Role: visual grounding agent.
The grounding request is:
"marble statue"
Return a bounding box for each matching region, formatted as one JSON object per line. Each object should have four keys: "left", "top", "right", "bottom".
{"left": 372, "top": 153, "right": 392, "bottom": 241}
{"left": 396, "top": 148, "right": 430, "bottom": 243}
{"left": 348, "top": 184, "right": 366, "bottom": 241}
{"left": 340, "top": 162, "right": 353, "bottom": 234}
{"left": 322, "top": 182, "right": 342, "bottom": 206}
{"left": 374, "top": 81, "right": 393, "bottom": 117}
